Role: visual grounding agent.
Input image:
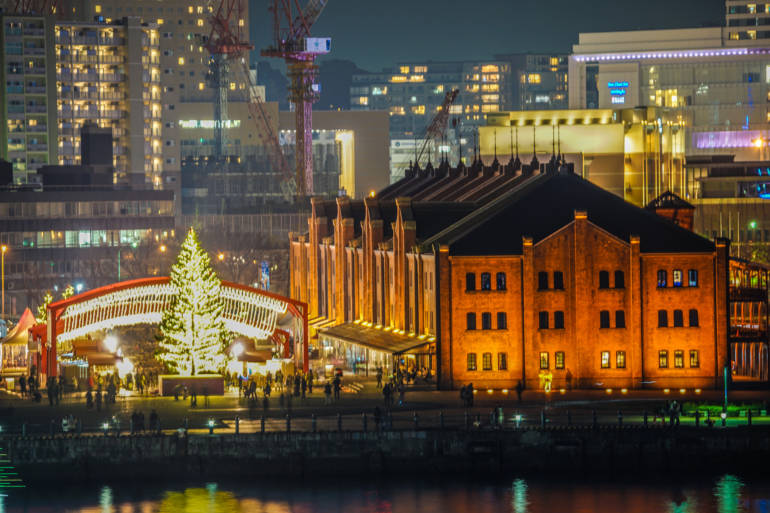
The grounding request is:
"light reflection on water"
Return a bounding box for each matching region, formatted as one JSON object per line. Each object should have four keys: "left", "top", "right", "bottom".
{"left": 5, "top": 474, "right": 769, "bottom": 513}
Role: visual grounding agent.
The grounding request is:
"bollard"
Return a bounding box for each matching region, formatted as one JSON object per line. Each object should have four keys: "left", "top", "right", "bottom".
{"left": 337, "top": 412, "right": 343, "bottom": 432}
{"left": 362, "top": 413, "right": 368, "bottom": 432}
{"left": 21, "top": 423, "right": 26, "bottom": 437}
{"left": 183, "top": 417, "right": 189, "bottom": 431}
{"left": 540, "top": 410, "right": 546, "bottom": 428}
{"left": 413, "top": 411, "right": 418, "bottom": 429}
{"left": 567, "top": 410, "right": 572, "bottom": 426}
{"left": 695, "top": 410, "right": 700, "bottom": 428}
{"left": 721, "top": 410, "right": 727, "bottom": 427}
{"left": 592, "top": 410, "right": 597, "bottom": 429}
{"left": 643, "top": 410, "right": 648, "bottom": 427}
{"left": 439, "top": 410, "right": 445, "bottom": 430}
{"left": 235, "top": 416, "right": 240, "bottom": 435}
{"left": 312, "top": 413, "right": 317, "bottom": 433}
{"left": 286, "top": 414, "right": 291, "bottom": 433}
{"left": 260, "top": 416, "right": 265, "bottom": 434}
{"left": 464, "top": 412, "right": 470, "bottom": 431}
{"left": 617, "top": 410, "right": 623, "bottom": 427}
{"left": 208, "top": 418, "right": 215, "bottom": 435}
{"left": 748, "top": 409, "right": 753, "bottom": 427}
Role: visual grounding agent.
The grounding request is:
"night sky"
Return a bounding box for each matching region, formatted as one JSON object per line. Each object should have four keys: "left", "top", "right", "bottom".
{"left": 250, "top": 0, "right": 725, "bottom": 71}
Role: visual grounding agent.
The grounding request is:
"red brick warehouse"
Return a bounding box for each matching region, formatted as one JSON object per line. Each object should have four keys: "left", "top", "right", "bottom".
{"left": 290, "top": 158, "right": 767, "bottom": 390}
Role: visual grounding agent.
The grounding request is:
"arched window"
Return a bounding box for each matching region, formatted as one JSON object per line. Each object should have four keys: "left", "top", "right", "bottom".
{"left": 465, "top": 272, "right": 475, "bottom": 291}
{"left": 599, "top": 310, "right": 610, "bottom": 328}
{"left": 553, "top": 271, "right": 564, "bottom": 290}
{"left": 689, "top": 309, "right": 699, "bottom": 327}
{"left": 614, "top": 270, "right": 625, "bottom": 289}
{"left": 496, "top": 272, "right": 506, "bottom": 290}
{"left": 599, "top": 270, "right": 610, "bottom": 289}
{"left": 480, "top": 272, "right": 491, "bottom": 291}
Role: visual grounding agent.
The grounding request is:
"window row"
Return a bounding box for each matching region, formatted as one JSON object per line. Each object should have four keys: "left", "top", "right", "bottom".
{"left": 466, "top": 272, "right": 506, "bottom": 291}
{"left": 657, "top": 269, "right": 698, "bottom": 288}
{"left": 657, "top": 309, "right": 699, "bottom": 328}
{"left": 539, "top": 351, "right": 566, "bottom": 369}
{"left": 467, "top": 352, "right": 508, "bottom": 371}
{"left": 538, "top": 311, "right": 565, "bottom": 329}
{"left": 466, "top": 312, "right": 507, "bottom": 330}
{"left": 659, "top": 350, "right": 699, "bottom": 369}
{"left": 599, "top": 310, "right": 625, "bottom": 329}
{"left": 600, "top": 351, "right": 627, "bottom": 369}
{"left": 538, "top": 271, "right": 565, "bottom": 290}
{"left": 598, "top": 270, "right": 624, "bottom": 289}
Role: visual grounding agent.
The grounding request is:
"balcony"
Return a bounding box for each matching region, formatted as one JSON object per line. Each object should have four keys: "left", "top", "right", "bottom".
{"left": 23, "top": 28, "right": 45, "bottom": 36}
{"left": 27, "top": 143, "right": 48, "bottom": 152}
{"left": 26, "top": 105, "right": 47, "bottom": 113}
{"left": 23, "top": 47, "right": 45, "bottom": 56}
{"left": 6, "top": 85, "right": 24, "bottom": 94}
{"left": 26, "top": 67, "right": 46, "bottom": 75}
{"left": 26, "top": 125, "right": 47, "bottom": 132}
{"left": 25, "top": 86, "right": 46, "bottom": 94}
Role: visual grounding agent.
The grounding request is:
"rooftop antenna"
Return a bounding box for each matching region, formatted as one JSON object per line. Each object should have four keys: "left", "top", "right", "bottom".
{"left": 532, "top": 124, "right": 536, "bottom": 158}
{"left": 509, "top": 123, "right": 514, "bottom": 161}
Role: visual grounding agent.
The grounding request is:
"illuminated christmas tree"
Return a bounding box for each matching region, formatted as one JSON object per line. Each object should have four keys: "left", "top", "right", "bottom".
{"left": 157, "top": 228, "right": 229, "bottom": 376}
{"left": 36, "top": 291, "right": 54, "bottom": 323}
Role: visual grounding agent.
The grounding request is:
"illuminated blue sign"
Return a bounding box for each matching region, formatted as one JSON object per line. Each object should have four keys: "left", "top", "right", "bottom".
{"left": 607, "top": 80, "right": 629, "bottom": 105}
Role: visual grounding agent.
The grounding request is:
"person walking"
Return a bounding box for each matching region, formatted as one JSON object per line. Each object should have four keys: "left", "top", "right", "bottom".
{"left": 95, "top": 386, "right": 102, "bottom": 411}
{"left": 333, "top": 375, "right": 341, "bottom": 401}
{"left": 307, "top": 369, "right": 314, "bottom": 394}
{"left": 19, "top": 375, "right": 26, "bottom": 398}
{"left": 324, "top": 382, "right": 332, "bottom": 405}
{"left": 376, "top": 367, "right": 383, "bottom": 389}
{"left": 301, "top": 376, "right": 307, "bottom": 401}
{"left": 515, "top": 380, "right": 524, "bottom": 403}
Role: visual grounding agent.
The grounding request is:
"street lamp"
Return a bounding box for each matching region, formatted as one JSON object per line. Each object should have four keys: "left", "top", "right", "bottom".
{"left": 1, "top": 244, "right": 7, "bottom": 319}
{"left": 217, "top": 252, "right": 225, "bottom": 261}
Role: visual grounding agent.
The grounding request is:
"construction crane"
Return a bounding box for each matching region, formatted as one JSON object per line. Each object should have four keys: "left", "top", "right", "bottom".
{"left": 415, "top": 89, "right": 459, "bottom": 167}
{"left": 261, "top": 0, "right": 331, "bottom": 198}
{"left": 204, "top": 0, "right": 297, "bottom": 201}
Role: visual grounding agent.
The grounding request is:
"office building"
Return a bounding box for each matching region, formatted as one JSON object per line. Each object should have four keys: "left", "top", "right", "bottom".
{"left": 1, "top": 14, "right": 160, "bottom": 185}
{"left": 496, "top": 53, "right": 569, "bottom": 111}
{"left": 290, "top": 162, "right": 769, "bottom": 389}
{"left": 726, "top": 0, "right": 770, "bottom": 44}
{"left": 569, "top": 26, "right": 770, "bottom": 162}
{"left": 479, "top": 107, "right": 687, "bottom": 207}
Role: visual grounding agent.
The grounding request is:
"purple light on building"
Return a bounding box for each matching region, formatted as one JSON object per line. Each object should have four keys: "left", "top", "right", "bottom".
{"left": 693, "top": 130, "right": 760, "bottom": 150}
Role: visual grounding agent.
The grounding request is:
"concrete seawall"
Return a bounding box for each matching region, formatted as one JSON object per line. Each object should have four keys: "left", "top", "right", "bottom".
{"left": 5, "top": 426, "right": 769, "bottom": 483}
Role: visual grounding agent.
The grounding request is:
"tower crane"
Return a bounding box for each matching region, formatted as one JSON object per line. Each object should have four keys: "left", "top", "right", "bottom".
{"left": 11, "top": 0, "right": 58, "bottom": 14}
{"left": 204, "top": 0, "right": 297, "bottom": 201}
{"left": 261, "top": 0, "right": 331, "bottom": 198}
{"left": 415, "top": 88, "right": 459, "bottom": 167}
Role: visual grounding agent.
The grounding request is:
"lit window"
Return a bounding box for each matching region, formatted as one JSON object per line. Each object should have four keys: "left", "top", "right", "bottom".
{"left": 657, "top": 270, "right": 667, "bottom": 287}
{"left": 498, "top": 352, "right": 508, "bottom": 371}
{"left": 673, "top": 269, "right": 683, "bottom": 287}
{"left": 689, "top": 350, "right": 700, "bottom": 368}
{"left": 482, "top": 352, "right": 492, "bottom": 371}
{"left": 616, "top": 351, "right": 626, "bottom": 369}
{"left": 178, "top": 57, "right": 185, "bottom": 66}
{"left": 197, "top": 19, "right": 204, "bottom": 26}
{"left": 659, "top": 350, "right": 668, "bottom": 368}
{"left": 467, "top": 353, "right": 477, "bottom": 371}
{"left": 198, "top": 82, "right": 204, "bottom": 90}
{"left": 390, "top": 75, "right": 407, "bottom": 83}
{"left": 95, "top": 4, "right": 102, "bottom": 13}
{"left": 399, "top": 66, "right": 410, "bottom": 74}
{"left": 238, "top": 19, "right": 244, "bottom": 27}
{"left": 688, "top": 269, "right": 698, "bottom": 287}
{"left": 188, "top": 6, "right": 193, "bottom": 13}
{"left": 555, "top": 351, "right": 565, "bottom": 369}
{"left": 229, "top": 82, "right": 236, "bottom": 90}
{"left": 157, "top": 18, "right": 164, "bottom": 25}
{"left": 601, "top": 351, "right": 610, "bottom": 369}
{"left": 674, "top": 350, "right": 684, "bottom": 368}
{"left": 540, "top": 352, "right": 549, "bottom": 370}
{"left": 527, "top": 74, "right": 541, "bottom": 84}
{"left": 414, "top": 66, "right": 427, "bottom": 73}
{"left": 196, "top": 6, "right": 203, "bottom": 13}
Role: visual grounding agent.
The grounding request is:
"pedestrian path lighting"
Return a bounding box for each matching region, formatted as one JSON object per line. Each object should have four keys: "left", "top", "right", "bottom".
{"left": 102, "top": 422, "right": 109, "bottom": 435}
{"left": 721, "top": 411, "right": 727, "bottom": 427}
{"left": 514, "top": 413, "right": 522, "bottom": 428}
{"left": 208, "top": 418, "right": 215, "bottom": 434}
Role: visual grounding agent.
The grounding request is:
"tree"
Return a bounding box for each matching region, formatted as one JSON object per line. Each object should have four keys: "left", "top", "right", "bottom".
{"left": 36, "top": 291, "right": 53, "bottom": 323}
{"left": 157, "top": 228, "right": 229, "bottom": 376}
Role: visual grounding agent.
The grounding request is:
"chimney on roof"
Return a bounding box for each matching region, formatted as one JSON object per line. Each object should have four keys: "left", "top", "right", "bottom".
{"left": 645, "top": 191, "right": 695, "bottom": 231}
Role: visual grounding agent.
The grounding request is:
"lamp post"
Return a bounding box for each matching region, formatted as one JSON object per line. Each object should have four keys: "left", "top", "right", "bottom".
{"left": 1, "top": 244, "right": 7, "bottom": 319}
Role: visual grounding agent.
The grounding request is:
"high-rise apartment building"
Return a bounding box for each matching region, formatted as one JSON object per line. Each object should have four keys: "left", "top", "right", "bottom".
{"left": 75, "top": 0, "right": 250, "bottom": 188}
{"left": 1, "top": 14, "right": 58, "bottom": 181}
{"left": 496, "top": 53, "right": 569, "bottom": 111}
{"left": 1, "top": 14, "right": 160, "bottom": 185}
{"left": 351, "top": 61, "right": 512, "bottom": 180}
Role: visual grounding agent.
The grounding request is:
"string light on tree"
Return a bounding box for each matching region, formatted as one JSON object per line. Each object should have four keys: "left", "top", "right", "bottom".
{"left": 157, "top": 228, "right": 229, "bottom": 376}
{"left": 36, "top": 291, "right": 54, "bottom": 323}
